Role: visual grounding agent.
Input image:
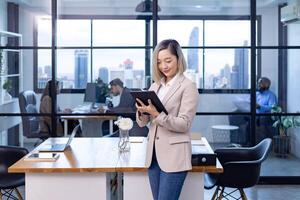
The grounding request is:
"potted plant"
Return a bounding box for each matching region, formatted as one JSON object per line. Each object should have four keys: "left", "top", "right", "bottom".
{"left": 0, "top": 49, "right": 3, "bottom": 74}
{"left": 2, "top": 79, "right": 13, "bottom": 101}
{"left": 271, "top": 105, "right": 300, "bottom": 157}
{"left": 95, "top": 77, "right": 111, "bottom": 104}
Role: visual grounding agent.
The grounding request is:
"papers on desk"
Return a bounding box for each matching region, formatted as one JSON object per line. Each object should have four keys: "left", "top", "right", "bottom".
{"left": 129, "top": 137, "right": 144, "bottom": 143}
{"left": 191, "top": 139, "right": 206, "bottom": 146}
{"left": 192, "top": 145, "right": 210, "bottom": 154}
{"left": 24, "top": 152, "right": 60, "bottom": 162}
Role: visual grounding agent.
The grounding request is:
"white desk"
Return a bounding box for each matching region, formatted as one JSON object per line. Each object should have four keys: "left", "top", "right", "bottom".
{"left": 9, "top": 137, "right": 222, "bottom": 200}
{"left": 61, "top": 115, "right": 116, "bottom": 137}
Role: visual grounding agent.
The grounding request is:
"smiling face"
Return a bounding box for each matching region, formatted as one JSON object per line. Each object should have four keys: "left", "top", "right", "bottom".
{"left": 157, "top": 48, "right": 178, "bottom": 83}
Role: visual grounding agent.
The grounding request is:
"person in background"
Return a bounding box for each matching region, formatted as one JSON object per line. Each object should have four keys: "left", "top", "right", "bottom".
{"left": 256, "top": 77, "right": 277, "bottom": 142}
{"left": 135, "top": 39, "right": 199, "bottom": 200}
{"left": 256, "top": 77, "right": 277, "bottom": 113}
{"left": 40, "top": 80, "right": 76, "bottom": 137}
{"left": 99, "top": 78, "right": 136, "bottom": 113}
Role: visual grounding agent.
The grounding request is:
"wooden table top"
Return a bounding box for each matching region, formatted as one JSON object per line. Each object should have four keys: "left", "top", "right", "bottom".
{"left": 9, "top": 137, "right": 223, "bottom": 174}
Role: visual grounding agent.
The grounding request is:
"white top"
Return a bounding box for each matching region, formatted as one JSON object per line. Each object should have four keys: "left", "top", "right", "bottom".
{"left": 157, "top": 74, "right": 179, "bottom": 101}
{"left": 211, "top": 125, "right": 239, "bottom": 131}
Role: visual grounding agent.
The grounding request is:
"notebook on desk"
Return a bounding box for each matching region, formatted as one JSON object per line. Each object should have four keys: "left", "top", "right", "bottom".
{"left": 39, "top": 125, "right": 79, "bottom": 152}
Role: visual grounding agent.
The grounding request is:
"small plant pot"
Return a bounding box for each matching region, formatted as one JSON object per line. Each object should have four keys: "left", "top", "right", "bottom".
{"left": 273, "top": 135, "right": 290, "bottom": 158}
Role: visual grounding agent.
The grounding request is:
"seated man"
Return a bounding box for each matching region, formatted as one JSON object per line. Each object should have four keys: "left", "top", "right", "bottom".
{"left": 100, "top": 78, "right": 148, "bottom": 136}
{"left": 106, "top": 78, "right": 136, "bottom": 113}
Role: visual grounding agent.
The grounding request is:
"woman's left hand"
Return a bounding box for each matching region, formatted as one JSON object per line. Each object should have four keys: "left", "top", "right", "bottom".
{"left": 136, "top": 98, "right": 160, "bottom": 118}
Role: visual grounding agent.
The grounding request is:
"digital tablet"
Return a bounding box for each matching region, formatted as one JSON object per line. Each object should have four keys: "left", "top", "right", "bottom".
{"left": 130, "top": 91, "right": 168, "bottom": 115}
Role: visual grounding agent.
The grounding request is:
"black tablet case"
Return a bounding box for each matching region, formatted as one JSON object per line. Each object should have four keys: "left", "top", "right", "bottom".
{"left": 130, "top": 91, "right": 168, "bottom": 115}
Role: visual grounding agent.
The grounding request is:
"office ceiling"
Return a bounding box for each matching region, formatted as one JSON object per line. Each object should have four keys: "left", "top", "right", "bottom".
{"left": 7, "top": 0, "right": 289, "bottom": 15}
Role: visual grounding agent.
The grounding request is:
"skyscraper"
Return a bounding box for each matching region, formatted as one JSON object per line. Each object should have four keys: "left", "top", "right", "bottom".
{"left": 231, "top": 41, "right": 249, "bottom": 89}
{"left": 98, "top": 67, "right": 109, "bottom": 84}
{"left": 124, "top": 59, "right": 133, "bottom": 88}
{"left": 74, "top": 50, "right": 88, "bottom": 88}
{"left": 187, "top": 27, "right": 199, "bottom": 73}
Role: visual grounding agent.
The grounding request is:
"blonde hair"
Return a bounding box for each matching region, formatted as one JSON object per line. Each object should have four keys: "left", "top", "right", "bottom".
{"left": 152, "top": 39, "right": 187, "bottom": 84}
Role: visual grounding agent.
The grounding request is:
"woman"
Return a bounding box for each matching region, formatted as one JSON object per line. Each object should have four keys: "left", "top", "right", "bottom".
{"left": 136, "top": 39, "right": 199, "bottom": 200}
{"left": 40, "top": 80, "right": 70, "bottom": 137}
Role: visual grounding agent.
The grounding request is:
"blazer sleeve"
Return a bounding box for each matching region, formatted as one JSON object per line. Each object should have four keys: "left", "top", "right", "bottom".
{"left": 135, "top": 84, "right": 156, "bottom": 127}
{"left": 152, "top": 82, "right": 199, "bottom": 133}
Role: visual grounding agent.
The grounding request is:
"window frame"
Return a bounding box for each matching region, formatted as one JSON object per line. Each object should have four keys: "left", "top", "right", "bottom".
{"left": 33, "top": 15, "right": 261, "bottom": 93}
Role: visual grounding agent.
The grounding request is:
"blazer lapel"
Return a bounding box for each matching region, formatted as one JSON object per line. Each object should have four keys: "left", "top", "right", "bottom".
{"left": 162, "top": 74, "right": 185, "bottom": 105}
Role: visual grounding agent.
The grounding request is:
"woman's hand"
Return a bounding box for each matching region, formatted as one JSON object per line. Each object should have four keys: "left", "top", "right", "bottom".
{"left": 136, "top": 98, "right": 160, "bottom": 118}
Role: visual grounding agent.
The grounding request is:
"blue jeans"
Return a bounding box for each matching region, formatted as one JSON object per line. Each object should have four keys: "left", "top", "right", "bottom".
{"left": 148, "top": 148, "right": 187, "bottom": 200}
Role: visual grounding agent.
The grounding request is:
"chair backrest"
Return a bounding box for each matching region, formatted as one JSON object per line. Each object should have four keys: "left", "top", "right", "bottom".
{"left": 253, "top": 138, "right": 272, "bottom": 162}
{"left": 0, "top": 145, "right": 28, "bottom": 175}
{"left": 216, "top": 138, "right": 272, "bottom": 188}
{"left": 19, "top": 91, "right": 40, "bottom": 137}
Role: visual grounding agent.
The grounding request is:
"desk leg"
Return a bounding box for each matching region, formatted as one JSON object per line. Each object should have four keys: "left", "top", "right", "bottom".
{"left": 26, "top": 173, "right": 111, "bottom": 200}
{"left": 123, "top": 172, "right": 203, "bottom": 200}
{"left": 64, "top": 120, "right": 68, "bottom": 137}
{"left": 109, "top": 120, "right": 113, "bottom": 135}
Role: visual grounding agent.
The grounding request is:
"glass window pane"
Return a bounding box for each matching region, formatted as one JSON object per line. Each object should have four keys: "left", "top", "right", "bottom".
{"left": 204, "top": 49, "right": 250, "bottom": 89}
{"left": 93, "top": 20, "right": 145, "bottom": 46}
{"left": 17, "top": 0, "right": 51, "bottom": 46}
{"left": 157, "top": 20, "right": 203, "bottom": 46}
{"left": 57, "top": 49, "right": 91, "bottom": 89}
{"left": 191, "top": 115, "right": 251, "bottom": 149}
{"left": 92, "top": 49, "right": 145, "bottom": 89}
{"left": 205, "top": 20, "right": 250, "bottom": 46}
{"left": 57, "top": 20, "right": 91, "bottom": 47}
{"left": 198, "top": 93, "right": 250, "bottom": 113}
{"left": 37, "top": 16, "right": 52, "bottom": 47}
{"left": 37, "top": 49, "right": 52, "bottom": 89}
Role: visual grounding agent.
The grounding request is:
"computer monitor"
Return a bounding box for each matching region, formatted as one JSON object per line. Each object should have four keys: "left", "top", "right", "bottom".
{"left": 84, "top": 83, "right": 106, "bottom": 108}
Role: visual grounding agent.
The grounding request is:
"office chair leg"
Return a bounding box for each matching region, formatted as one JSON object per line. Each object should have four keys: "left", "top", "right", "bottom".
{"left": 211, "top": 186, "right": 219, "bottom": 200}
{"left": 218, "top": 187, "right": 225, "bottom": 200}
{"left": 239, "top": 188, "right": 248, "bottom": 200}
{"left": 14, "top": 188, "right": 23, "bottom": 200}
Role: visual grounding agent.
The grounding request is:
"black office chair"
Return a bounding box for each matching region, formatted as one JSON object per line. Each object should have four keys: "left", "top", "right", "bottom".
{"left": 0, "top": 145, "right": 28, "bottom": 200}
{"left": 19, "top": 91, "right": 49, "bottom": 146}
{"left": 205, "top": 138, "right": 272, "bottom": 200}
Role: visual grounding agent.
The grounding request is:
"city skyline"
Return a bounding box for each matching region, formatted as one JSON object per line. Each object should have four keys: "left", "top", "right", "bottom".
{"left": 37, "top": 19, "right": 251, "bottom": 89}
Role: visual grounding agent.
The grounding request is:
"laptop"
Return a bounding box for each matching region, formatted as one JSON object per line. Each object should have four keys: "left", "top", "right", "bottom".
{"left": 39, "top": 125, "right": 80, "bottom": 152}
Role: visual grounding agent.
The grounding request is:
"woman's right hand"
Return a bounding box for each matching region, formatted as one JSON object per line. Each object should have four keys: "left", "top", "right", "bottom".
{"left": 136, "top": 98, "right": 160, "bottom": 118}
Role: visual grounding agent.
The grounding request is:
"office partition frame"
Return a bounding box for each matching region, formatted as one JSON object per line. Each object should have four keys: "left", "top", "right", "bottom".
{"left": 1, "top": 0, "right": 300, "bottom": 184}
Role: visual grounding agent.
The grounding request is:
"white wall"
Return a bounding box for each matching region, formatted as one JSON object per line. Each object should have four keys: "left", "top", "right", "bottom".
{"left": 257, "top": 7, "right": 279, "bottom": 96}
{"left": 287, "top": 23, "right": 300, "bottom": 157}
{"left": 19, "top": 5, "right": 35, "bottom": 91}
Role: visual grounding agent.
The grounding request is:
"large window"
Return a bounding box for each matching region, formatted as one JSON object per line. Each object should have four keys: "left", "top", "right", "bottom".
{"left": 37, "top": 19, "right": 146, "bottom": 90}
{"left": 36, "top": 18, "right": 252, "bottom": 90}
{"left": 158, "top": 19, "right": 251, "bottom": 89}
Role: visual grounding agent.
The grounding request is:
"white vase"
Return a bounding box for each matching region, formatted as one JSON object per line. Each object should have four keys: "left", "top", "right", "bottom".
{"left": 118, "top": 129, "right": 130, "bottom": 152}
{"left": 3, "top": 90, "right": 12, "bottom": 101}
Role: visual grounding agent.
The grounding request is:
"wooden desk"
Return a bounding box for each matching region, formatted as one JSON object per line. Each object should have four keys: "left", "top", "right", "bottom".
{"left": 9, "top": 137, "right": 222, "bottom": 200}
{"left": 61, "top": 115, "right": 117, "bottom": 136}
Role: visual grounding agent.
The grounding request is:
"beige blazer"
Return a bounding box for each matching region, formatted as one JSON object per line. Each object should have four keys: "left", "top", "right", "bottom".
{"left": 136, "top": 74, "right": 199, "bottom": 172}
